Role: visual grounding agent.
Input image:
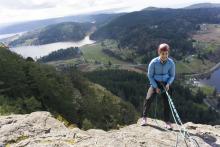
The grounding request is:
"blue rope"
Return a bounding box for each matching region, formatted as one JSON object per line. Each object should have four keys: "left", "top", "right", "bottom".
{"left": 153, "top": 84, "right": 200, "bottom": 147}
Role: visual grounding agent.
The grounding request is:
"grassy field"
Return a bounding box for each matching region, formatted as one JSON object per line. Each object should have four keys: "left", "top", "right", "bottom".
{"left": 46, "top": 57, "right": 84, "bottom": 66}
{"left": 192, "top": 24, "right": 220, "bottom": 59}
{"left": 193, "top": 24, "right": 220, "bottom": 44}
{"left": 175, "top": 55, "right": 216, "bottom": 74}
{"left": 175, "top": 24, "right": 220, "bottom": 74}
{"left": 190, "top": 83, "right": 216, "bottom": 96}
{"left": 47, "top": 40, "right": 129, "bottom": 69}
{"left": 80, "top": 40, "right": 128, "bottom": 64}
{"left": 46, "top": 28, "right": 219, "bottom": 75}
{"left": 175, "top": 57, "right": 215, "bottom": 74}
{"left": 47, "top": 40, "right": 217, "bottom": 75}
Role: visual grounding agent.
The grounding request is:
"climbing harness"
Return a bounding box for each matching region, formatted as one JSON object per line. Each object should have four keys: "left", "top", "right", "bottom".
{"left": 153, "top": 83, "right": 200, "bottom": 147}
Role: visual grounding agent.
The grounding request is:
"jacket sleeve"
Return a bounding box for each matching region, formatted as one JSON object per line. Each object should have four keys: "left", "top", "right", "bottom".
{"left": 167, "top": 60, "right": 175, "bottom": 85}
{"left": 147, "top": 61, "right": 158, "bottom": 88}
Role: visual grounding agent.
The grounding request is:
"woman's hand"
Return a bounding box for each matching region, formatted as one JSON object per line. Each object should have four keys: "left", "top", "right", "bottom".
{"left": 156, "top": 88, "right": 161, "bottom": 94}
{"left": 165, "top": 84, "right": 170, "bottom": 91}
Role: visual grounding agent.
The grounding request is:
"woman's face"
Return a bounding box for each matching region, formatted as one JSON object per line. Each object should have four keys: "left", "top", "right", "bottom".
{"left": 159, "top": 51, "right": 169, "bottom": 61}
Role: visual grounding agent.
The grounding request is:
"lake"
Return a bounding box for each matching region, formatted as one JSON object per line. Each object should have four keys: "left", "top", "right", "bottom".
{"left": 0, "top": 32, "right": 25, "bottom": 39}
{"left": 9, "top": 35, "right": 95, "bottom": 59}
{"left": 199, "top": 68, "right": 220, "bottom": 93}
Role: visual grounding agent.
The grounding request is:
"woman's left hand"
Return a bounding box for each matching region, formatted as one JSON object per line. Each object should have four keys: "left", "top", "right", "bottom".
{"left": 165, "top": 84, "right": 170, "bottom": 91}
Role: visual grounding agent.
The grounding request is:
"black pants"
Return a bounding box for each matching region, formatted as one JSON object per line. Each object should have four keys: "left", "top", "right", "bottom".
{"left": 142, "top": 81, "right": 173, "bottom": 122}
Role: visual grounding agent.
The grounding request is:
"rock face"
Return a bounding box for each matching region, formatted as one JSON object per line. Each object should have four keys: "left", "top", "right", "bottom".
{"left": 0, "top": 111, "right": 219, "bottom": 147}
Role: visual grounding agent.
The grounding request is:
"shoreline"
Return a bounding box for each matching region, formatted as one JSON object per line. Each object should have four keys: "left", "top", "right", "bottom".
{"left": 184, "top": 61, "right": 220, "bottom": 78}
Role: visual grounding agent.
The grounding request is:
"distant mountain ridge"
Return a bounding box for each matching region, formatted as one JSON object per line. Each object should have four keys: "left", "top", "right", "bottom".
{"left": 0, "top": 13, "right": 124, "bottom": 35}
{"left": 184, "top": 3, "right": 220, "bottom": 9}
{"left": 8, "top": 22, "right": 94, "bottom": 46}
{"left": 90, "top": 8, "right": 220, "bottom": 61}
{"left": 1, "top": 2, "right": 220, "bottom": 35}
{"left": 141, "top": 6, "right": 160, "bottom": 11}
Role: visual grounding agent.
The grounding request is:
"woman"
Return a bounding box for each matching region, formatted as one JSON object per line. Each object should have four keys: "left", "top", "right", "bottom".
{"left": 141, "top": 43, "right": 175, "bottom": 130}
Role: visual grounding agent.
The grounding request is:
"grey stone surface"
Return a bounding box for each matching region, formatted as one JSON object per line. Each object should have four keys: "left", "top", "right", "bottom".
{"left": 0, "top": 111, "right": 219, "bottom": 147}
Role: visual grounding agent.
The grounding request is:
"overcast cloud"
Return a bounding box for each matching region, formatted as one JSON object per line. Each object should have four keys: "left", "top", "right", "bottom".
{"left": 0, "top": 0, "right": 220, "bottom": 25}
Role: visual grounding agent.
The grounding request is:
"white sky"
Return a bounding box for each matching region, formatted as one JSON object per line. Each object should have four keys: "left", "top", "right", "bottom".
{"left": 0, "top": 0, "right": 220, "bottom": 25}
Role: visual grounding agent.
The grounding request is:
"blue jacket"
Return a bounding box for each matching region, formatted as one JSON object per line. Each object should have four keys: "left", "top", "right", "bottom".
{"left": 147, "top": 56, "right": 175, "bottom": 88}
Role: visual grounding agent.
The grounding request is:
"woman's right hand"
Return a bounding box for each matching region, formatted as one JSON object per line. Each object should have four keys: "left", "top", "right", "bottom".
{"left": 156, "top": 88, "right": 161, "bottom": 94}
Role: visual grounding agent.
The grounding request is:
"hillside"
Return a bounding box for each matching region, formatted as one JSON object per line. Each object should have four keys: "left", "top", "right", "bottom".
{"left": 37, "top": 47, "right": 82, "bottom": 63}
{"left": 0, "top": 13, "right": 123, "bottom": 35}
{"left": 84, "top": 69, "right": 220, "bottom": 124}
{"left": 185, "top": 3, "right": 220, "bottom": 9}
{"left": 91, "top": 8, "right": 220, "bottom": 62}
{"left": 0, "top": 111, "right": 219, "bottom": 147}
{"left": 8, "top": 22, "right": 95, "bottom": 47}
{"left": 0, "top": 46, "right": 138, "bottom": 130}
